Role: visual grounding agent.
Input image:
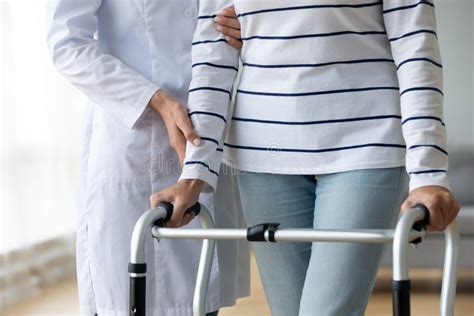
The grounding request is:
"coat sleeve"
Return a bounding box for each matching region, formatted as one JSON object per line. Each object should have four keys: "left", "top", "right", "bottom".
{"left": 382, "top": 0, "right": 450, "bottom": 192}
{"left": 46, "top": 0, "right": 159, "bottom": 129}
{"left": 178, "top": 0, "right": 239, "bottom": 191}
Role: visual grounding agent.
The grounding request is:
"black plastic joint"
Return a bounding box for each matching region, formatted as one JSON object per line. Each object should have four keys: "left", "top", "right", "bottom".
{"left": 247, "top": 223, "right": 280, "bottom": 242}
{"left": 128, "top": 263, "right": 147, "bottom": 274}
{"left": 392, "top": 280, "right": 411, "bottom": 291}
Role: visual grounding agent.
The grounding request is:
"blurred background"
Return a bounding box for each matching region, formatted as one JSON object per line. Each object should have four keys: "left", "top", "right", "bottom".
{"left": 0, "top": 0, "right": 473, "bottom": 315}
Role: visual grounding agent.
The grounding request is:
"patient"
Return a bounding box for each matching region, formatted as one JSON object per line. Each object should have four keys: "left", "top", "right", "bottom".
{"left": 153, "top": 1, "right": 460, "bottom": 315}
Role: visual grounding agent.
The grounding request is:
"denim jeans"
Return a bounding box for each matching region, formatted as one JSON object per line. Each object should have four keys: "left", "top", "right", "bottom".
{"left": 237, "top": 167, "right": 408, "bottom": 316}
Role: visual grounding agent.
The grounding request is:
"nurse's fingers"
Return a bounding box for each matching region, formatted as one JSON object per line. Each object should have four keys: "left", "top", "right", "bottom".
{"left": 218, "top": 5, "right": 238, "bottom": 20}
{"left": 216, "top": 25, "right": 241, "bottom": 41}
{"left": 174, "top": 110, "right": 201, "bottom": 147}
{"left": 216, "top": 6, "right": 243, "bottom": 49}
{"left": 224, "top": 36, "right": 243, "bottom": 49}
{"left": 214, "top": 15, "right": 240, "bottom": 31}
{"left": 168, "top": 126, "right": 186, "bottom": 165}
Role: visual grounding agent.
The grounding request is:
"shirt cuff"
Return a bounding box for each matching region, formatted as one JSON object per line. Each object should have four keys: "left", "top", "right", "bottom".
{"left": 123, "top": 83, "right": 160, "bottom": 129}
{"left": 180, "top": 162, "right": 219, "bottom": 193}
{"left": 409, "top": 171, "right": 451, "bottom": 192}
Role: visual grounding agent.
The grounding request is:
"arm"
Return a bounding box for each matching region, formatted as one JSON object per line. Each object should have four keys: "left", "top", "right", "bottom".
{"left": 178, "top": 0, "right": 240, "bottom": 190}
{"left": 383, "top": 0, "right": 459, "bottom": 230}
{"left": 46, "top": 0, "right": 159, "bottom": 129}
{"left": 150, "top": 0, "right": 240, "bottom": 228}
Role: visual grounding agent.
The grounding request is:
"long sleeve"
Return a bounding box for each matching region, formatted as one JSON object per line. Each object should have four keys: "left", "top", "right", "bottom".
{"left": 383, "top": 0, "right": 450, "bottom": 191}
{"left": 179, "top": 0, "right": 240, "bottom": 191}
{"left": 46, "top": 0, "right": 159, "bottom": 129}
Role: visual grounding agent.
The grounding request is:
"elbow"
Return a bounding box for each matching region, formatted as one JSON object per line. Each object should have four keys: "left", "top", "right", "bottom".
{"left": 49, "top": 44, "right": 74, "bottom": 75}
{"left": 47, "top": 33, "right": 77, "bottom": 76}
{"left": 47, "top": 23, "right": 96, "bottom": 76}
{"left": 47, "top": 36, "right": 97, "bottom": 78}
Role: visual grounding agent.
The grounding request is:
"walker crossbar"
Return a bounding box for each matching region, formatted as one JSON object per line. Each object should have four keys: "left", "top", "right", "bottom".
{"left": 129, "top": 203, "right": 459, "bottom": 316}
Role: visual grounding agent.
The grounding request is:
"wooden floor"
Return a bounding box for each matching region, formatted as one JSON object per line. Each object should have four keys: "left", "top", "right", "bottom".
{"left": 2, "top": 258, "right": 473, "bottom": 316}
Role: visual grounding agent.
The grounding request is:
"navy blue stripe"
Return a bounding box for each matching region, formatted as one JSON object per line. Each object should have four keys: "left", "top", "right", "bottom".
{"left": 192, "top": 62, "right": 239, "bottom": 71}
{"left": 189, "top": 87, "right": 232, "bottom": 97}
{"left": 237, "top": 86, "right": 399, "bottom": 97}
{"left": 201, "top": 137, "right": 220, "bottom": 146}
{"left": 192, "top": 39, "right": 227, "bottom": 46}
{"left": 238, "top": 1, "right": 382, "bottom": 18}
{"left": 184, "top": 161, "right": 219, "bottom": 177}
{"left": 242, "top": 31, "right": 386, "bottom": 41}
{"left": 397, "top": 58, "right": 442, "bottom": 70}
{"left": 389, "top": 29, "right": 437, "bottom": 42}
{"left": 224, "top": 142, "right": 406, "bottom": 153}
{"left": 409, "top": 169, "right": 446, "bottom": 175}
{"left": 198, "top": 14, "right": 218, "bottom": 20}
{"left": 243, "top": 58, "right": 395, "bottom": 69}
{"left": 400, "top": 87, "right": 443, "bottom": 96}
{"left": 409, "top": 145, "right": 448, "bottom": 155}
{"left": 383, "top": 1, "right": 434, "bottom": 14}
{"left": 232, "top": 115, "right": 402, "bottom": 126}
{"left": 402, "top": 116, "right": 446, "bottom": 126}
{"left": 189, "top": 111, "right": 227, "bottom": 123}
{"left": 216, "top": 148, "right": 224, "bottom": 152}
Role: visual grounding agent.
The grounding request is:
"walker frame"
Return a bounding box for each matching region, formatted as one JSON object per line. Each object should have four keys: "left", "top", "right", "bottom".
{"left": 129, "top": 203, "right": 459, "bottom": 316}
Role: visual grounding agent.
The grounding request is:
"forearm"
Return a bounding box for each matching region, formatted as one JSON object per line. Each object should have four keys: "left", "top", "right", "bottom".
{"left": 46, "top": 0, "right": 159, "bottom": 129}
{"left": 179, "top": 0, "right": 240, "bottom": 191}
{"left": 383, "top": 0, "right": 449, "bottom": 191}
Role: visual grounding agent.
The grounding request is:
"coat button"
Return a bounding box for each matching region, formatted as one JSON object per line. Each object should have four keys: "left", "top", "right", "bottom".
{"left": 184, "top": 7, "right": 197, "bottom": 18}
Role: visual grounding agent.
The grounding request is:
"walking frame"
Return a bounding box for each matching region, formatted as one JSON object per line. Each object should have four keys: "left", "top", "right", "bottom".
{"left": 129, "top": 203, "right": 459, "bottom": 316}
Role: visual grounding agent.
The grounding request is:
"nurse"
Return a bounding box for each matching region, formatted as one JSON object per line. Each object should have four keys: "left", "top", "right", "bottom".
{"left": 46, "top": 1, "right": 248, "bottom": 315}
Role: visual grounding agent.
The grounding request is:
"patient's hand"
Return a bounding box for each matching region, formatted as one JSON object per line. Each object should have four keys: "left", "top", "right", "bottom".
{"left": 214, "top": 6, "right": 243, "bottom": 49}
{"left": 401, "top": 186, "right": 460, "bottom": 232}
{"left": 150, "top": 179, "right": 204, "bottom": 228}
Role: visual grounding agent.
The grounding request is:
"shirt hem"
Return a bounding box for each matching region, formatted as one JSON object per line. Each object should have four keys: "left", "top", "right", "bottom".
{"left": 224, "top": 159, "right": 407, "bottom": 176}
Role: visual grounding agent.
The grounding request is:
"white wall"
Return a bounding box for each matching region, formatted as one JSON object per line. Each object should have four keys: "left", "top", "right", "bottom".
{"left": 0, "top": 1, "right": 84, "bottom": 253}
{"left": 437, "top": 0, "right": 474, "bottom": 148}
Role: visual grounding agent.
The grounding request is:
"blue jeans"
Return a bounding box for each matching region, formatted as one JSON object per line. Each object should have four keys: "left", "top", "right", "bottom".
{"left": 237, "top": 168, "right": 408, "bottom": 316}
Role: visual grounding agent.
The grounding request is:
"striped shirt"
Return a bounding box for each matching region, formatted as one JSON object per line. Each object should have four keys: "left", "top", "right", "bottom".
{"left": 180, "top": 0, "right": 450, "bottom": 192}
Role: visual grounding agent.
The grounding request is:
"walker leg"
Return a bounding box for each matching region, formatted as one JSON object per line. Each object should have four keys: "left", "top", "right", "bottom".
{"left": 392, "top": 280, "right": 411, "bottom": 316}
{"left": 130, "top": 272, "right": 147, "bottom": 316}
{"left": 128, "top": 204, "right": 172, "bottom": 316}
{"left": 392, "top": 205, "right": 428, "bottom": 316}
{"left": 440, "top": 222, "right": 459, "bottom": 316}
{"left": 193, "top": 207, "right": 217, "bottom": 316}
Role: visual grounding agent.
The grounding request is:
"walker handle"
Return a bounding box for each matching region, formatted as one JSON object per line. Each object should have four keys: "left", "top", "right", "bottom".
{"left": 410, "top": 204, "right": 430, "bottom": 245}
{"left": 154, "top": 202, "right": 201, "bottom": 227}
{"left": 413, "top": 203, "right": 430, "bottom": 227}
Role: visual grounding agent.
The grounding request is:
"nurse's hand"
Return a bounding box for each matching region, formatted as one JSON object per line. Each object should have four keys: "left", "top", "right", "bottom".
{"left": 149, "top": 90, "right": 201, "bottom": 164}
{"left": 401, "top": 186, "right": 460, "bottom": 232}
{"left": 214, "top": 6, "right": 243, "bottom": 49}
{"left": 150, "top": 179, "right": 204, "bottom": 228}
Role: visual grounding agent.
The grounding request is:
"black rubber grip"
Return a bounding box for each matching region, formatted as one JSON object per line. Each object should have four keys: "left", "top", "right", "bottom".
{"left": 154, "top": 202, "right": 201, "bottom": 227}
{"left": 392, "top": 280, "right": 411, "bottom": 316}
{"left": 130, "top": 276, "right": 146, "bottom": 316}
{"left": 411, "top": 204, "right": 430, "bottom": 244}
{"left": 413, "top": 204, "right": 430, "bottom": 227}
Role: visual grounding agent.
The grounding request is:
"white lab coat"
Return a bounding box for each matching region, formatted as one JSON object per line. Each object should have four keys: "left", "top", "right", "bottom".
{"left": 46, "top": 1, "right": 250, "bottom": 315}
